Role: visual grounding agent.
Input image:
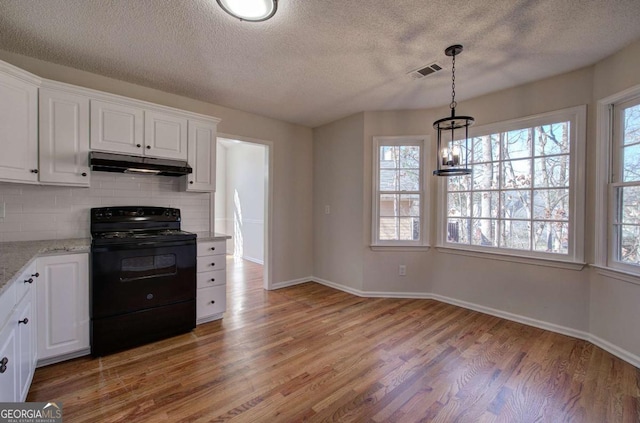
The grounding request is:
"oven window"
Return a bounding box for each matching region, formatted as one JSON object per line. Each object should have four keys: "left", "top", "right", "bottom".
{"left": 120, "top": 254, "right": 177, "bottom": 281}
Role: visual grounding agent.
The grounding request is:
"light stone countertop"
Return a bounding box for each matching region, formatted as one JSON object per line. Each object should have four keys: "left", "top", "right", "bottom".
{"left": 0, "top": 238, "right": 90, "bottom": 296}
{"left": 195, "top": 232, "right": 232, "bottom": 242}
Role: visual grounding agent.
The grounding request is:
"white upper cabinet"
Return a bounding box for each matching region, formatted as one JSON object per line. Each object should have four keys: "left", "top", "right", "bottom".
{"left": 91, "top": 99, "right": 189, "bottom": 160}
{"left": 0, "top": 63, "right": 39, "bottom": 184}
{"left": 39, "top": 87, "right": 91, "bottom": 186}
{"left": 145, "top": 110, "right": 188, "bottom": 160}
{"left": 90, "top": 99, "right": 144, "bottom": 155}
{"left": 186, "top": 118, "right": 218, "bottom": 192}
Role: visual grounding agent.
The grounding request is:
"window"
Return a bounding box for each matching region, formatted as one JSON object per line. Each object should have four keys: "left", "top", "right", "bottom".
{"left": 441, "top": 106, "right": 586, "bottom": 263}
{"left": 608, "top": 95, "right": 640, "bottom": 272}
{"left": 372, "top": 136, "right": 429, "bottom": 247}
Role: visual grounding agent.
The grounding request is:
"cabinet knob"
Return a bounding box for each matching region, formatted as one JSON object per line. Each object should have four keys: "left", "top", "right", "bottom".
{"left": 210, "top": 278, "right": 215, "bottom": 282}
{"left": 82, "top": 172, "right": 87, "bottom": 177}
{"left": 18, "top": 318, "right": 28, "bottom": 325}
{"left": 211, "top": 263, "right": 215, "bottom": 266}
{"left": 136, "top": 144, "right": 142, "bottom": 148}
{"left": 31, "top": 169, "right": 39, "bottom": 174}
{"left": 0, "top": 357, "right": 7, "bottom": 373}
{"left": 189, "top": 181, "right": 194, "bottom": 184}
{"left": 24, "top": 278, "right": 33, "bottom": 284}
{"left": 31, "top": 272, "right": 39, "bottom": 278}
{"left": 210, "top": 247, "right": 215, "bottom": 251}
{"left": 210, "top": 300, "right": 215, "bottom": 304}
{"left": 146, "top": 145, "right": 151, "bottom": 149}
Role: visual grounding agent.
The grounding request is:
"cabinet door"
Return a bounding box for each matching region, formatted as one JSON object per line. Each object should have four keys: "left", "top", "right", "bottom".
{"left": 90, "top": 99, "right": 144, "bottom": 155}
{"left": 15, "top": 293, "right": 34, "bottom": 402}
{"left": 145, "top": 110, "right": 188, "bottom": 160}
{"left": 186, "top": 119, "right": 217, "bottom": 192}
{"left": 39, "top": 89, "right": 91, "bottom": 186}
{"left": 0, "top": 318, "right": 18, "bottom": 402}
{"left": 196, "top": 285, "right": 226, "bottom": 322}
{"left": 0, "top": 71, "right": 38, "bottom": 183}
{"left": 36, "top": 254, "right": 89, "bottom": 362}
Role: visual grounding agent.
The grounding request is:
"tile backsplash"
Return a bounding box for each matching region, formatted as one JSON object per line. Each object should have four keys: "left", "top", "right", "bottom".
{"left": 0, "top": 172, "right": 211, "bottom": 242}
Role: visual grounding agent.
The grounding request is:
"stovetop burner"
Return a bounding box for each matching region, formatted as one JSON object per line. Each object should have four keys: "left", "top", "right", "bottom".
{"left": 90, "top": 206, "right": 197, "bottom": 246}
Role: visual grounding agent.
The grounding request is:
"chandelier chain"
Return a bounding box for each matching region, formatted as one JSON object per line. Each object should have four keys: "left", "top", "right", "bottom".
{"left": 450, "top": 53, "right": 457, "bottom": 110}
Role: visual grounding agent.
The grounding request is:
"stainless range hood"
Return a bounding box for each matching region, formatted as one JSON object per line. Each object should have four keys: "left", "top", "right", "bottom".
{"left": 89, "top": 151, "right": 192, "bottom": 177}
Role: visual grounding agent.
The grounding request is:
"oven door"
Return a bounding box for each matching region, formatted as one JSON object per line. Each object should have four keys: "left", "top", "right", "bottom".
{"left": 91, "top": 239, "right": 196, "bottom": 319}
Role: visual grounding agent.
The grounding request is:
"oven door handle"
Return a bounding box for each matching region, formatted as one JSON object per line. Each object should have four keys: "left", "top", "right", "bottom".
{"left": 92, "top": 239, "right": 195, "bottom": 252}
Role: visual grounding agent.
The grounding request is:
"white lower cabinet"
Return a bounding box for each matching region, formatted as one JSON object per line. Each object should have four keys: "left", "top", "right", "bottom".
{"left": 15, "top": 294, "right": 35, "bottom": 401}
{"left": 196, "top": 240, "right": 227, "bottom": 324}
{"left": 36, "top": 253, "right": 89, "bottom": 366}
{"left": 0, "top": 313, "right": 18, "bottom": 401}
{"left": 0, "top": 262, "right": 37, "bottom": 402}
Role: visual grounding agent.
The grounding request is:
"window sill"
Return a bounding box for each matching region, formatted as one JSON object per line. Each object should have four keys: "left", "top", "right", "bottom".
{"left": 591, "top": 265, "right": 640, "bottom": 286}
{"left": 370, "top": 244, "right": 431, "bottom": 252}
{"left": 435, "top": 246, "right": 586, "bottom": 271}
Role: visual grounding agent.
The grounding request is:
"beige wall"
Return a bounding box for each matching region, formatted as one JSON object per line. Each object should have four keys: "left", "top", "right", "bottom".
{"left": 313, "top": 38, "right": 640, "bottom": 363}
{"left": 588, "top": 39, "right": 640, "bottom": 359}
{"left": 313, "top": 113, "right": 365, "bottom": 290}
{"left": 0, "top": 50, "right": 314, "bottom": 286}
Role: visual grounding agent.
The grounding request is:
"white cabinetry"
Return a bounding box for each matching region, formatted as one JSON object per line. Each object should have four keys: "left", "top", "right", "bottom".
{"left": 0, "top": 62, "right": 39, "bottom": 184}
{"left": 196, "top": 240, "right": 227, "bottom": 324}
{"left": 39, "top": 87, "right": 91, "bottom": 186}
{"left": 91, "top": 99, "right": 188, "bottom": 160}
{"left": 186, "top": 118, "right": 218, "bottom": 192}
{"left": 0, "top": 261, "right": 38, "bottom": 402}
{"left": 145, "top": 110, "right": 188, "bottom": 160}
{"left": 36, "top": 254, "right": 89, "bottom": 366}
{"left": 90, "top": 99, "right": 144, "bottom": 155}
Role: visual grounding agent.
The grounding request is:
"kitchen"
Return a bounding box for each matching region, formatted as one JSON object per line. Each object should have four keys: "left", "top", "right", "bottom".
{"left": 1, "top": 0, "right": 640, "bottom": 421}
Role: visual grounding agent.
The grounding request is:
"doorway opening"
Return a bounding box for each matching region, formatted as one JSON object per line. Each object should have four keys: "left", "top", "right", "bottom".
{"left": 216, "top": 135, "right": 271, "bottom": 290}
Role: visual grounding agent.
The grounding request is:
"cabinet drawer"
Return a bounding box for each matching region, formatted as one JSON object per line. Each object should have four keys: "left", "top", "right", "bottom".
{"left": 197, "top": 269, "right": 226, "bottom": 289}
{"left": 197, "top": 257, "right": 225, "bottom": 273}
{"left": 196, "top": 285, "right": 226, "bottom": 320}
{"left": 198, "top": 241, "right": 227, "bottom": 257}
{"left": 197, "top": 241, "right": 226, "bottom": 257}
{"left": 14, "top": 262, "right": 37, "bottom": 305}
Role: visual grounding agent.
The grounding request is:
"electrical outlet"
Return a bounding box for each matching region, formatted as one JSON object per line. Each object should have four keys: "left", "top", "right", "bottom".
{"left": 399, "top": 265, "right": 406, "bottom": 276}
{"left": 325, "top": 205, "right": 331, "bottom": 214}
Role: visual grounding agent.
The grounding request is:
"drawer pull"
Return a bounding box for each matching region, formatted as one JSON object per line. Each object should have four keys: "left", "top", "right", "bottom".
{"left": 24, "top": 278, "right": 34, "bottom": 284}
{"left": 18, "top": 318, "right": 29, "bottom": 325}
{"left": 210, "top": 300, "right": 215, "bottom": 304}
{"left": 32, "top": 272, "right": 40, "bottom": 278}
{"left": 0, "top": 357, "right": 8, "bottom": 373}
{"left": 210, "top": 278, "right": 215, "bottom": 282}
{"left": 211, "top": 263, "right": 215, "bottom": 266}
{"left": 210, "top": 247, "right": 215, "bottom": 251}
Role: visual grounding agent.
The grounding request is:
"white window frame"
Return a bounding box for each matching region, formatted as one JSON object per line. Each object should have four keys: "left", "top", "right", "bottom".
{"left": 437, "top": 106, "right": 586, "bottom": 267}
{"left": 371, "top": 135, "right": 430, "bottom": 249}
{"left": 595, "top": 84, "right": 640, "bottom": 282}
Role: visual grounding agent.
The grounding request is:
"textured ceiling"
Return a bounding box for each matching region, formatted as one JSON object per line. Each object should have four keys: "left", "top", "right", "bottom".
{"left": 1, "top": 0, "right": 640, "bottom": 128}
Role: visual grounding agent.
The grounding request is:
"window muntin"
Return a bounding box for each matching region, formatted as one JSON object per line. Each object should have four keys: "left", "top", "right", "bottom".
{"left": 442, "top": 107, "right": 585, "bottom": 262}
{"left": 373, "top": 137, "right": 427, "bottom": 246}
{"left": 611, "top": 99, "right": 640, "bottom": 268}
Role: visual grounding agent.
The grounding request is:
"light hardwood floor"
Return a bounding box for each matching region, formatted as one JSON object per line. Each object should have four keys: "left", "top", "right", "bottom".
{"left": 28, "top": 256, "right": 640, "bottom": 422}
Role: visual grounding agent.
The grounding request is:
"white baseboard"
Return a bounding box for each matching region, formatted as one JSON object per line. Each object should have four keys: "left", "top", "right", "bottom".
{"left": 242, "top": 255, "right": 264, "bottom": 265}
{"left": 308, "top": 276, "right": 640, "bottom": 369}
{"left": 270, "top": 277, "right": 312, "bottom": 290}
{"left": 37, "top": 348, "right": 91, "bottom": 368}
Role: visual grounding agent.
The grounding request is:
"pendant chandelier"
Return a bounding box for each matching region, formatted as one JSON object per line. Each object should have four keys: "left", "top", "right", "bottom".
{"left": 433, "top": 45, "right": 474, "bottom": 176}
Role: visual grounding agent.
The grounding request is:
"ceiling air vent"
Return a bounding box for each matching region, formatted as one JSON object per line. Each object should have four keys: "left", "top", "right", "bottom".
{"left": 408, "top": 62, "right": 444, "bottom": 80}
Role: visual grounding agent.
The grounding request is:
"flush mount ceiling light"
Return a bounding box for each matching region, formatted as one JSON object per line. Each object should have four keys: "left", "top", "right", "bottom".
{"left": 216, "top": 0, "right": 277, "bottom": 22}
{"left": 433, "top": 44, "right": 474, "bottom": 177}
